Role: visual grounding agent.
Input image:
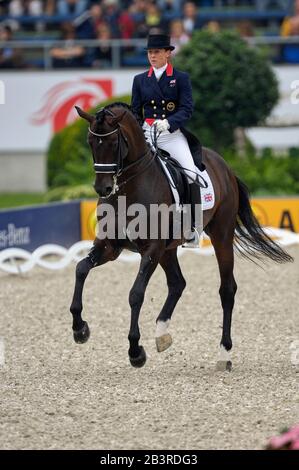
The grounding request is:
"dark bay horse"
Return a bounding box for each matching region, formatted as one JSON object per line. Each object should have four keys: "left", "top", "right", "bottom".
{"left": 70, "top": 103, "right": 293, "bottom": 371}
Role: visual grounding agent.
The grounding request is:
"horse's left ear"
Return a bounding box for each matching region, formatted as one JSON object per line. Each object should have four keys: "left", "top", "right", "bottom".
{"left": 75, "top": 106, "right": 95, "bottom": 124}
{"left": 106, "top": 110, "right": 127, "bottom": 127}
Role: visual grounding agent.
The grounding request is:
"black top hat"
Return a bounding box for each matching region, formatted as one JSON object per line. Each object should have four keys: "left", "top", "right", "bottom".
{"left": 145, "top": 34, "right": 175, "bottom": 51}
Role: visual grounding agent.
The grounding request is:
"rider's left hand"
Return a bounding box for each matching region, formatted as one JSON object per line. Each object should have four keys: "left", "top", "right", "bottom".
{"left": 154, "top": 119, "right": 170, "bottom": 132}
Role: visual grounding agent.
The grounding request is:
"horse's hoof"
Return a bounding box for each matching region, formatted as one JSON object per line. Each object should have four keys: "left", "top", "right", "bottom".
{"left": 129, "top": 346, "right": 147, "bottom": 368}
{"left": 156, "top": 333, "right": 172, "bottom": 353}
{"left": 73, "top": 321, "right": 90, "bottom": 344}
{"left": 216, "top": 360, "right": 232, "bottom": 372}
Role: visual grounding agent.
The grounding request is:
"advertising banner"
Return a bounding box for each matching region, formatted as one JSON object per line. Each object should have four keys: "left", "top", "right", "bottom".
{"left": 0, "top": 66, "right": 299, "bottom": 153}
{"left": 0, "top": 69, "right": 142, "bottom": 152}
{"left": 0, "top": 201, "right": 81, "bottom": 251}
{"left": 80, "top": 198, "right": 299, "bottom": 240}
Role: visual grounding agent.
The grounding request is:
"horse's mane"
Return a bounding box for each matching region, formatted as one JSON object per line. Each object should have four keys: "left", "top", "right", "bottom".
{"left": 96, "top": 102, "right": 143, "bottom": 127}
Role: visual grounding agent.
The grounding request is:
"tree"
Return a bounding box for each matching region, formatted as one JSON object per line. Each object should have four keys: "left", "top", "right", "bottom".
{"left": 174, "top": 30, "right": 279, "bottom": 149}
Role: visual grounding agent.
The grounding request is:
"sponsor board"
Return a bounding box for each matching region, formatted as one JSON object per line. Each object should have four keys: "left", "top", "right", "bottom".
{"left": 0, "top": 201, "right": 81, "bottom": 251}
{"left": 1, "top": 66, "right": 299, "bottom": 153}
{"left": 0, "top": 70, "right": 142, "bottom": 152}
{"left": 80, "top": 198, "right": 299, "bottom": 240}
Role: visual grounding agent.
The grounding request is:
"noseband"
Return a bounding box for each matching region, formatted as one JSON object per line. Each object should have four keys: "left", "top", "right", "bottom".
{"left": 88, "top": 107, "right": 154, "bottom": 199}
{"left": 88, "top": 126, "right": 122, "bottom": 175}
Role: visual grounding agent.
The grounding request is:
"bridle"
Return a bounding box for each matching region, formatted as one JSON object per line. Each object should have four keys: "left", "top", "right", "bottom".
{"left": 88, "top": 108, "right": 154, "bottom": 199}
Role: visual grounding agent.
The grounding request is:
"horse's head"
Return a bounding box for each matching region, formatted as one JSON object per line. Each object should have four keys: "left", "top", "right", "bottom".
{"left": 75, "top": 105, "right": 129, "bottom": 198}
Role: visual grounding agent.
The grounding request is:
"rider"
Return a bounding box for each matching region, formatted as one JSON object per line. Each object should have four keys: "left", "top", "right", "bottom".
{"left": 131, "top": 33, "right": 202, "bottom": 247}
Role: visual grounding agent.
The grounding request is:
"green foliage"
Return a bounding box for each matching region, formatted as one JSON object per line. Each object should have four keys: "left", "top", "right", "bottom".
{"left": 45, "top": 68, "right": 297, "bottom": 197}
{"left": 174, "top": 30, "right": 279, "bottom": 149}
{"left": 0, "top": 193, "right": 45, "bottom": 209}
{"left": 44, "top": 185, "right": 96, "bottom": 202}
{"left": 47, "top": 94, "right": 131, "bottom": 188}
{"left": 223, "top": 149, "right": 299, "bottom": 195}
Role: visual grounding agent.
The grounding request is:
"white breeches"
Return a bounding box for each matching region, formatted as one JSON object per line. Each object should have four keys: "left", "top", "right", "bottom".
{"left": 143, "top": 122, "right": 199, "bottom": 183}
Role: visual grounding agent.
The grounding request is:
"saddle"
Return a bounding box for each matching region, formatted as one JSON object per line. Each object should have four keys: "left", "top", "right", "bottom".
{"left": 156, "top": 139, "right": 206, "bottom": 207}
{"left": 157, "top": 150, "right": 190, "bottom": 206}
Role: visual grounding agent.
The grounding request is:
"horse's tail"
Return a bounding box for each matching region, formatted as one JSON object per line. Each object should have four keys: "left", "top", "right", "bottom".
{"left": 234, "top": 176, "right": 293, "bottom": 263}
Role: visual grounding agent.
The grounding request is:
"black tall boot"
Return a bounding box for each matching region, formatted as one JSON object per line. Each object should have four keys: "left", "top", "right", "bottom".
{"left": 183, "top": 181, "right": 202, "bottom": 248}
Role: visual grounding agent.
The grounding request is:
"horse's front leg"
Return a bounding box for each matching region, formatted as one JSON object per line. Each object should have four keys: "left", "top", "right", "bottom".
{"left": 128, "top": 242, "right": 164, "bottom": 368}
{"left": 70, "top": 239, "right": 120, "bottom": 344}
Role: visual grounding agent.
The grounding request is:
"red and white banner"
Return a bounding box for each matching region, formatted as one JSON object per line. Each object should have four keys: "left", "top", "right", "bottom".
{"left": 0, "top": 69, "right": 142, "bottom": 151}
{"left": 1, "top": 66, "right": 299, "bottom": 152}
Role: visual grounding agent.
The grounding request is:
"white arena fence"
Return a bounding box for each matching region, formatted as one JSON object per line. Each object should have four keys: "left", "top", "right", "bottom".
{"left": 0, "top": 228, "right": 298, "bottom": 275}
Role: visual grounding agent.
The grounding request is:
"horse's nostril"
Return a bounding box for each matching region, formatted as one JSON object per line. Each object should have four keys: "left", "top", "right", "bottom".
{"left": 93, "top": 185, "right": 100, "bottom": 195}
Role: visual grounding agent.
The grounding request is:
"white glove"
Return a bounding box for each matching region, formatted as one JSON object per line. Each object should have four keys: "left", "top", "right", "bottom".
{"left": 154, "top": 119, "right": 170, "bottom": 132}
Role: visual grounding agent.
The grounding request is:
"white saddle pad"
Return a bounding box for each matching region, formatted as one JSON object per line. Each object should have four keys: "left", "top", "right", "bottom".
{"left": 158, "top": 158, "right": 215, "bottom": 211}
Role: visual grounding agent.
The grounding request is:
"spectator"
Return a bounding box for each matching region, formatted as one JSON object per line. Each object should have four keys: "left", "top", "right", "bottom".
{"left": 45, "top": 0, "right": 56, "bottom": 15}
{"left": 118, "top": 9, "right": 135, "bottom": 39}
{"left": 57, "top": 0, "right": 88, "bottom": 16}
{"left": 103, "top": 0, "right": 120, "bottom": 37}
{"left": 0, "top": 1, "right": 10, "bottom": 15}
{"left": 75, "top": 3, "right": 106, "bottom": 39}
{"left": 9, "top": 0, "right": 43, "bottom": 16}
{"left": 236, "top": 20, "right": 254, "bottom": 37}
{"left": 157, "top": 0, "right": 181, "bottom": 12}
{"left": 204, "top": 20, "right": 221, "bottom": 33}
{"left": 280, "top": 0, "right": 299, "bottom": 63}
{"left": 281, "top": 0, "right": 299, "bottom": 37}
{"left": 128, "top": 0, "right": 147, "bottom": 14}
{"left": 170, "top": 19, "right": 190, "bottom": 55}
{"left": 0, "top": 24, "right": 24, "bottom": 68}
{"left": 145, "top": 2, "right": 162, "bottom": 29}
{"left": 144, "top": 1, "right": 169, "bottom": 34}
{"left": 182, "top": 1, "right": 199, "bottom": 36}
{"left": 50, "top": 22, "right": 85, "bottom": 67}
{"left": 91, "top": 22, "right": 112, "bottom": 68}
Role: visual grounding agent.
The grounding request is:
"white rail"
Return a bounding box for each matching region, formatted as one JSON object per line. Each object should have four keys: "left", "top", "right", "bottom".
{"left": 0, "top": 227, "right": 298, "bottom": 275}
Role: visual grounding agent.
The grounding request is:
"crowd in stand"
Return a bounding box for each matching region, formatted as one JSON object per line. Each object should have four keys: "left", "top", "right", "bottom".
{"left": 0, "top": 0, "right": 299, "bottom": 68}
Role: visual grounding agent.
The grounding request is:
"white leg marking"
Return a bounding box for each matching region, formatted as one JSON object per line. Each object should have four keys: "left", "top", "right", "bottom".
{"left": 218, "top": 345, "right": 231, "bottom": 362}
{"left": 155, "top": 320, "right": 170, "bottom": 338}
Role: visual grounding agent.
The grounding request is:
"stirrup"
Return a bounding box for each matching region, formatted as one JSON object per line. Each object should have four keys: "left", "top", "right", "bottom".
{"left": 182, "top": 228, "right": 200, "bottom": 248}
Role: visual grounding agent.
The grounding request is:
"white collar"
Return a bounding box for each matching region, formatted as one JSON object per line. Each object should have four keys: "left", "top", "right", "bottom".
{"left": 153, "top": 63, "right": 168, "bottom": 80}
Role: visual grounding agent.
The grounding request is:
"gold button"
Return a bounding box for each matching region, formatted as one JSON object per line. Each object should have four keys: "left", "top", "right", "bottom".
{"left": 151, "top": 100, "right": 155, "bottom": 104}
{"left": 153, "top": 106, "right": 157, "bottom": 109}
{"left": 153, "top": 114, "right": 157, "bottom": 117}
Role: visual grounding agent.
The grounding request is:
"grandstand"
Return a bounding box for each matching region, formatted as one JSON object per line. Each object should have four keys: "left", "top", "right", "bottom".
{"left": 1, "top": 1, "right": 299, "bottom": 192}
{"left": 0, "top": 0, "right": 298, "bottom": 69}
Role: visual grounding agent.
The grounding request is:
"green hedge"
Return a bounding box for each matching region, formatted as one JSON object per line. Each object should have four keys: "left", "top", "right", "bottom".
{"left": 224, "top": 150, "right": 299, "bottom": 195}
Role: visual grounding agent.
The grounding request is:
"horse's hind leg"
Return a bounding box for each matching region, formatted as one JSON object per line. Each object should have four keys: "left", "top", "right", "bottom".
{"left": 206, "top": 218, "right": 237, "bottom": 372}
{"left": 155, "top": 248, "right": 186, "bottom": 352}
{"left": 70, "top": 239, "right": 120, "bottom": 344}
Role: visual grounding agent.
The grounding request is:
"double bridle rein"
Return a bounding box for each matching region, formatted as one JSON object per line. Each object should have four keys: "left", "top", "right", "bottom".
{"left": 88, "top": 111, "right": 155, "bottom": 199}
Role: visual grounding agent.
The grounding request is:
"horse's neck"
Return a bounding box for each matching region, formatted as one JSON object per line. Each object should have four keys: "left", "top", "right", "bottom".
{"left": 127, "top": 124, "right": 149, "bottom": 161}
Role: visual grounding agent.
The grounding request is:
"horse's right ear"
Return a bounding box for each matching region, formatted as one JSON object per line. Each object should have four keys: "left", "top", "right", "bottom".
{"left": 75, "top": 106, "right": 95, "bottom": 124}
